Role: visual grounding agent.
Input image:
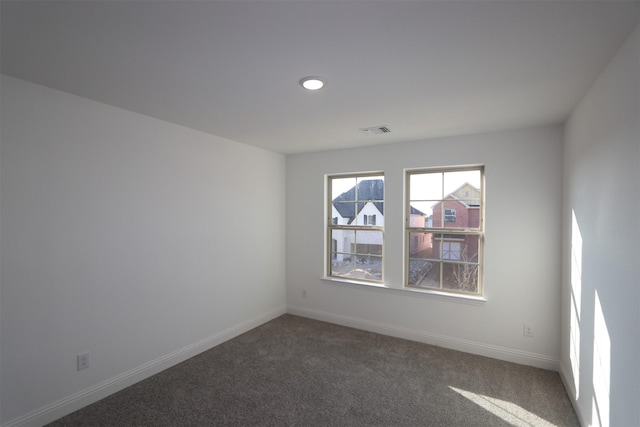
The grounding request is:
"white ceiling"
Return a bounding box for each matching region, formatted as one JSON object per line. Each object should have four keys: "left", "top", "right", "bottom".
{"left": 2, "top": 1, "right": 638, "bottom": 154}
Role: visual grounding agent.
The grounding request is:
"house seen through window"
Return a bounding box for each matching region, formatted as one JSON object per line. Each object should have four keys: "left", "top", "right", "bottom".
{"left": 406, "top": 166, "right": 484, "bottom": 295}
{"left": 326, "top": 167, "right": 483, "bottom": 297}
{"left": 328, "top": 173, "right": 384, "bottom": 283}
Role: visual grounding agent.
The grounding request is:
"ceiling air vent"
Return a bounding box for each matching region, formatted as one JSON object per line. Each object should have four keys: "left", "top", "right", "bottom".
{"left": 359, "top": 126, "right": 391, "bottom": 136}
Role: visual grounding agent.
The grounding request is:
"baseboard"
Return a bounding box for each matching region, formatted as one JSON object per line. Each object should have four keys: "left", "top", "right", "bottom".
{"left": 288, "top": 305, "right": 560, "bottom": 371}
{"left": 3, "top": 306, "right": 287, "bottom": 427}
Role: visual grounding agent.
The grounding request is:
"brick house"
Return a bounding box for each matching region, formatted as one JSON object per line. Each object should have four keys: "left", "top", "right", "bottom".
{"left": 431, "top": 183, "right": 481, "bottom": 262}
{"left": 408, "top": 205, "right": 432, "bottom": 255}
{"left": 331, "top": 180, "right": 481, "bottom": 261}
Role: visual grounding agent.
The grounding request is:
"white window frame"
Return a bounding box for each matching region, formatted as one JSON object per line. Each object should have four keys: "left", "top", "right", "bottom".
{"left": 405, "top": 166, "right": 484, "bottom": 296}
{"left": 327, "top": 172, "right": 384, "bottom": 284}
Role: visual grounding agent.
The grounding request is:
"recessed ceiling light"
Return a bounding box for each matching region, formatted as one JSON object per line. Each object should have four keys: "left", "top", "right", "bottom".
{"left": 300, "top": 76, "right": 325, "bottom": 91}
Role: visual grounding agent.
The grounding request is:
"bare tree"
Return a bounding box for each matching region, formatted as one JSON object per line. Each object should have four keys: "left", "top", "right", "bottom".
{"left": 451, "top": 246, "right": 478, "bottom": 292}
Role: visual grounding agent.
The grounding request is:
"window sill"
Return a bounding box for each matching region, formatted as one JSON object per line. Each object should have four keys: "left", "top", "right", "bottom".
{"left": 322, "top": 275, "right": 389, "bottom": 289}
{"left": 321, "top": 276, "right": 487, "bottom": 306}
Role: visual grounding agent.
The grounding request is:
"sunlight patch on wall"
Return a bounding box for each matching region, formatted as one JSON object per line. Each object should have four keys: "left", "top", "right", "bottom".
{"left": 570, "top": 210, "right": 583, "bottom": 398}
{"left": 571, "top": 211, "right": 583, "bottom": 311}
{"left": 591, "top": 290, "right": 611, "bottom": 427}
{"left": 569, "top": 299, "right": 581, "bottom": 399}
{"left": 449, "top": 386, "right": 555, "bottom": 427}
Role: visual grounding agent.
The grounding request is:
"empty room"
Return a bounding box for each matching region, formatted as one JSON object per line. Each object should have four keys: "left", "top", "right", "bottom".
{"left": 1, "top": 1, "right": 638, "bottom": 426}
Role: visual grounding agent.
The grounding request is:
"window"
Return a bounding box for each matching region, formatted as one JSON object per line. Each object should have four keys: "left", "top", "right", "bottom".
{"left": 328, "top": 173, "right": 384, "bottom": 283}
{"left": 442, "top": 241, "right": 462, "bottom": 260}
{"left": 444, "top": 209, "right": 456, "bottom": 223}
{"left": 406, "top": 166, "right": 483, "bottom": 295}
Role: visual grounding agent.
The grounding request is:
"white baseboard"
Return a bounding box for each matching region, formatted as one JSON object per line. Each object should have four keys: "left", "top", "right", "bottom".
{"left": 287, "top": 305, "right": 560, "bottom": 371}
{"left": 3, "top": 306, "right": 287, "bottom": 427}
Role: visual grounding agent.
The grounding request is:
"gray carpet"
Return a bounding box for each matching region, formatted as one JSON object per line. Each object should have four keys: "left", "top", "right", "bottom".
{"left": 48, "top": 314, "right": 579, "bottom": 426}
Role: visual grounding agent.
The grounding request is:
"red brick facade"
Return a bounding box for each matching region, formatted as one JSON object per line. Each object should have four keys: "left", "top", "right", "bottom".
{"left": 431, "top": 197, "right": 480, "bottom": 262}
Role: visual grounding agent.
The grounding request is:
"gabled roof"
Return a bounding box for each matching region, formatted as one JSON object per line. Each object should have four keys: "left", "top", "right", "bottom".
{"left": 332, "top": 179, "right": 384, "bottom": 221}
{"left": 410, "top": 206, "right": 426, "bottom": 216}
{"left": 433, "top": 182, "right": 481, "bottom": 208}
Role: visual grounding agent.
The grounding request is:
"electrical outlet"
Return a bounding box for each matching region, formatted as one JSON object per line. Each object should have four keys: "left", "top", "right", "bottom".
{"left": 523, "top": 323, "right": 534, "bottom": 337}
{"left": 77, "top": 352, "right": 90, "bottom": 370}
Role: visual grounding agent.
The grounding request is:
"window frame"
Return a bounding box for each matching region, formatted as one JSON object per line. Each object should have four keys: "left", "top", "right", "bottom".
{"left": 327, "top": 172, "right": 385, "bottom": 284}
{"left": 405, "top": 165, "right": 484, "bottom": 296}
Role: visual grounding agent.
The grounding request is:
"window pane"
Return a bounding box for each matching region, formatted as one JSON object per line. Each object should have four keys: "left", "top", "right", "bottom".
{"left": 408, "top": 232, "right": 438, "bottom": 260}
{"left": 442, "top": 263, "right": 479, "bottom": 293}
{"left": 331, "top": 255, "right": 382, "bottom": 281}
{"left": 432, "top": 201, "right": 475, "bottom": 229}
{"left": 432, "top": 234, "right": 479, "bottom": 262}
{"left": 355, "top": 230, "right": 383, "bottom": 255}
{"left": 333, "top": 201, "right": 356, "bottom": 224}
{"left": 332, "top": 177, "right": 356, "bottom": 200}
{"left": 410, "top": 173, "right": 442, "bottom": 200}
{"left": 331, "top": 257, "right": 355, "bottom": 278}
{"left": 330, "top": 228, "right": 383, "bottom": 281}
{"left": 443, "top": 170, "right": 481, "bottom": 196}
{"left": 408, "top": 259, "right": 440, "bottom": 288}
{"left": 409, "top": 202, "right": 434, "bottom": 227}
{"left": 331, "top": 229, "right": 355, "bottom": 258}
{"left": 356, "top": 176, "right": 384, "bottom": 201}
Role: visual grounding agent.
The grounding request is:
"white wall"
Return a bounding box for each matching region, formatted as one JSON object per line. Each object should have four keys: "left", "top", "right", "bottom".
{"left": 287, "top": 125, "right": 564, "bottom": 369}
{"left": 561, "top": 25, "right": 639, "bottom": 427}
{"left": 0, "top": 76, "right": 286, "bottom": 426}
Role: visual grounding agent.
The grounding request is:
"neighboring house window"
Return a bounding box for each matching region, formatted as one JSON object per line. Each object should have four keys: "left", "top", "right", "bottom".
{"left": 332, "top": 217, "right": 338, "bottom": 225}
{"left": 328, "top": 173, "right": 384, "bottom": 283}
{"left": 442, "top": 241, "right": 462, "bottom": 260}
{"left": 444, "top": 209, "right": 456, "bottom": 222}
{"left": 405, "top": 166, "right": 483, "bottom": 295}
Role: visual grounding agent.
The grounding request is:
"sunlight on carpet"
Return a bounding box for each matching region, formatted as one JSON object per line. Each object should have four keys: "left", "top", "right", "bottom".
{"left": 450, "top": 386, "right": 555, "bottom": 427}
